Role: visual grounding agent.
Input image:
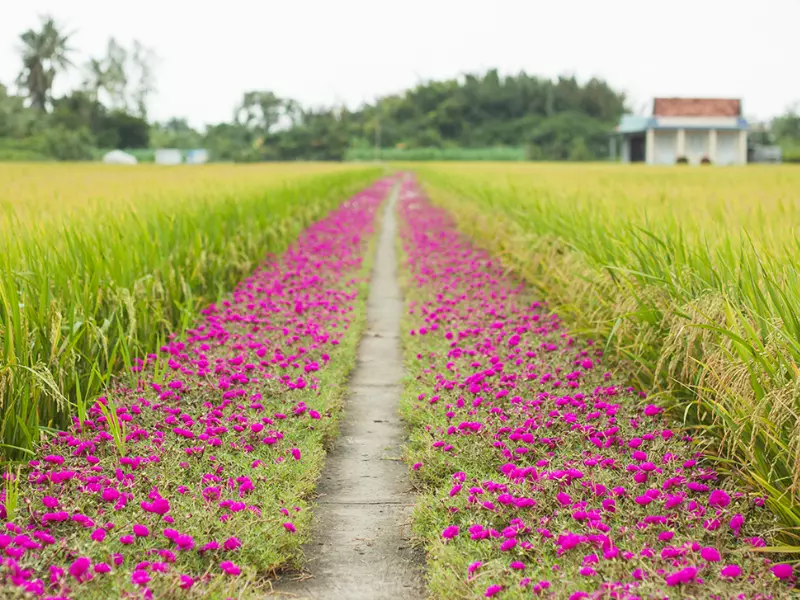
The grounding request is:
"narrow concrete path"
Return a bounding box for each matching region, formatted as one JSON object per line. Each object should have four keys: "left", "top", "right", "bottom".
{"left": 277, "top": 188, "right": 424, "bottom": 599}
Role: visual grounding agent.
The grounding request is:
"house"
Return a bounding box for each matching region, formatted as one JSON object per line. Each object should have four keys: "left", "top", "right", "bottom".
{"left": 185, "top": 149, "right": 209, "bottom": 164}
{"left": 615, "top": 98, "right": 748, "bottom": 165}
{"left": 155, "top": 149, "right": 182, "bottom": 165}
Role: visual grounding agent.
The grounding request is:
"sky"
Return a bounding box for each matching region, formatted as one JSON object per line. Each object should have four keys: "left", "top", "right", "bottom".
{"left": 1, "top": 0, "right": 798, "bottom": 129}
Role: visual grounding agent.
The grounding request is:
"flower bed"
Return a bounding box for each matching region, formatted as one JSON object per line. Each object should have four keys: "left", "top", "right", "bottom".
{"left": 397, "top": 179, "right": 793, "bottom": 599}
{"left": 0, "top": 178, "right": 393, "bottom": 599}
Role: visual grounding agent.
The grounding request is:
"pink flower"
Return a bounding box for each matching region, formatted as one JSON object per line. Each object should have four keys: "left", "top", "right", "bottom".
{"left": 772, "top": 564, "right": 794, "bottom": 580}
{"left": 442, "top": 526, "right": 459, "bottom": 540}
{"left": 133, "top": 524, "right": 150, "bottom": 537}
{"left": 283, "top": 522, "right": 296, "bottom": 533}
{"left": 700, "top": 547, "right": 721, "bottom": 562}
{"left": 223, "top": 536, "right": 242, "bottom": 551}
{"left": 175, "top": 534, "right": 195, "bottom": 550}
{"left": 721, "top": 564, "right": 742, "bottom": 578}
{"left": 708, "top": 490, "right": 731, "bottom": 508}
{"left": 220, "top": 560, "right": 241, "bottom": 576}
{"left": 91, "top": 528, "right": 106, "bottom": 542}
{"left": 729, "top": 513, "right": 744, "bottom": 535}
{"left": 94, "top": 563, "right": 111, "bottom": 574}
{"left": 69, "top": 557, "right": 91, "bottom": 581}
{"left": 665, "top": 567, "right": 698, "bottom": 586}
{"left": 141, "top": 497, "right": 170, "bottom": 515}
{"left": 500, "top": 538, "right": 517, "bottom": 551}
{"left": 485, "top": 585, "right": 503, "bottom": 597}
{"left": 120, "top": 535, "right": 135, "bottom": 545}
{"left": 131, "top": 570, "right": 150, "bottom": 586}
{"left": 101, "top": 488, "right": 119, "bottom": 502}
{"left": 179, "top": 575, "right": 194, "bottom": 589}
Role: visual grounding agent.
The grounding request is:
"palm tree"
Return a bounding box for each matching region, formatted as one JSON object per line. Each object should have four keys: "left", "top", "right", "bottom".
{"left": 16, "top": 16, "right": 74, "bottom": 111}
{"left": 82, "top": 57, "right": 107, "bottom": 103}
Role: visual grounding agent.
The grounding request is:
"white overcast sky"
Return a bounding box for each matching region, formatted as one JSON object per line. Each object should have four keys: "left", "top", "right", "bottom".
{"left": 1, "top": 0, "right": 798, "bottom": 129}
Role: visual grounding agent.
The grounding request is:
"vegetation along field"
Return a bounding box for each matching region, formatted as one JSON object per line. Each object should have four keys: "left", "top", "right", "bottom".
{"left": 397, "top": 175, "right": 795, "bottom": 598}
{"left": 0, "top": 164, "right": 392, "bottom": 597}
{"left": 3, "top": 162, "right": 800, "bottom": 599}
{"left": 0, "top": 163, "right": 381, "bottom": 460}
{"left": 409, "top": 162, "right": 800, "bottom": 535}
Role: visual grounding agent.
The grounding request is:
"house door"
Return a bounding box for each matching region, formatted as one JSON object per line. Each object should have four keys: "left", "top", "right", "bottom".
{"left": 629, "top": 135, "right": 645, "bottom": 162}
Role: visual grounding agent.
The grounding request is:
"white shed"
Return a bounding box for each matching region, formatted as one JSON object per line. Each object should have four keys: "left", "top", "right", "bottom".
{"left": 615, "top": 98, "right": 748, "bottom": 165}
{"left": 102, "top": 149, "right": 137, "bottom": 165}
{"left": 155, "top": 149, "right": 182, "bottom": 165}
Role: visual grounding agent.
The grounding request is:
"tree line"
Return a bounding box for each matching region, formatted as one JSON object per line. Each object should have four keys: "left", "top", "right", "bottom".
{"left": 2, "top": 15, "right": 799, "bottom": 162}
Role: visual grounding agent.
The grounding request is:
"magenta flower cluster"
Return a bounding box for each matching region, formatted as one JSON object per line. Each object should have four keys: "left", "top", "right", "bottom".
{"left": 398, "top": 180, "right": 793, "bottom": 598}
{"left": 0, "top": 179, "right": 393, "bottom": 598}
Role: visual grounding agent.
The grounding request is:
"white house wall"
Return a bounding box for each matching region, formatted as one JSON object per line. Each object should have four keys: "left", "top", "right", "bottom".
{"left": 653, "top": 130, "right": 677, "bottom": 164}
{"left": 685, "top": 131, "right": 710, "bottom": 163}
{"left": 716, "top": 131, "right": 739, "bottom": 165}
{"left": 655, "top": 116, "right": 740, "bottom": 128}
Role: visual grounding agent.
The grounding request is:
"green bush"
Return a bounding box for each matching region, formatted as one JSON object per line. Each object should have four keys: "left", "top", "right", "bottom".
{"left": 345, "top": 146, "right": 526, "bottom": 161}
{"left": 781, "top": 143, "right": 800, "bottom": 163}
{"left": 40, "top": 126, "right": 95, "bottom": 160}
{"left": 0, "top": 137, "right": 51, "bottom": 161}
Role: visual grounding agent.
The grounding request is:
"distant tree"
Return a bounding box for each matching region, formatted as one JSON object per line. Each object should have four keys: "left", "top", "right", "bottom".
{"left": 0, "top": 83, "right": 37, "bottom": 137}
{"left": 103, "top": 38, "right": 128, "bottom": 110}
{"left": 50, "top": 90, "right": 106, "bottom": 133}
{"left": 131, "top": 41, "right": 158, "bottom": 119}
{"left": 236, "top": 91, "right": 284, "bottom": 135}
{"left": 151, "top": 118, "right": 203, "bottom": 149}
{"left": 15, "top": 15, "right": 74, "bottom": 111}
{"left": 101, "top": 110, "right": 149, "bottom": 148}
{"left": 82, "top": 57, "right": 107, "bottom": 102}
{"left": 772, "top": 104, "right": 800, "bottom": 142}
{"left": 204, "top": 122, "right": 254, "bottom": 161}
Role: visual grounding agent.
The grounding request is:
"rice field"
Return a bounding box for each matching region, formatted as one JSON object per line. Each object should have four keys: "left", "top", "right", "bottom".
{"left": 0, "top": 163, "right": 381, "bottom": 459}
{"left": 396, "top": 177, "right": 792, "bottom": 598}
{"left": 2, "top": 161, "right": 800, "bottom": 598}
{"left": 0, "top": 168, "right": 391, "bottom": 597}
{"left": 409, "top": 162, "right": 800, "bottom": 534}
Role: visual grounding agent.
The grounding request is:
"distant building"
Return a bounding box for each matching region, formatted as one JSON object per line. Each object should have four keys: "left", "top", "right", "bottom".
{"left": 185, "top": 149, "right": 209, "bottom": 164}
{"left": 102, "top": 149, "right": 137, "bottom": 165}
{"left": 614, "top": 98, "right": 748, "bottom": 165}
{"left": 155, "top": 149, "right": 182, "bottom": 165}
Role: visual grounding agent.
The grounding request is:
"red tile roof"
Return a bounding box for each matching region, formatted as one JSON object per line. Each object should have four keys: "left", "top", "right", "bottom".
{"left": 653, "top": 98, "right": 741, "bottom": 117}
